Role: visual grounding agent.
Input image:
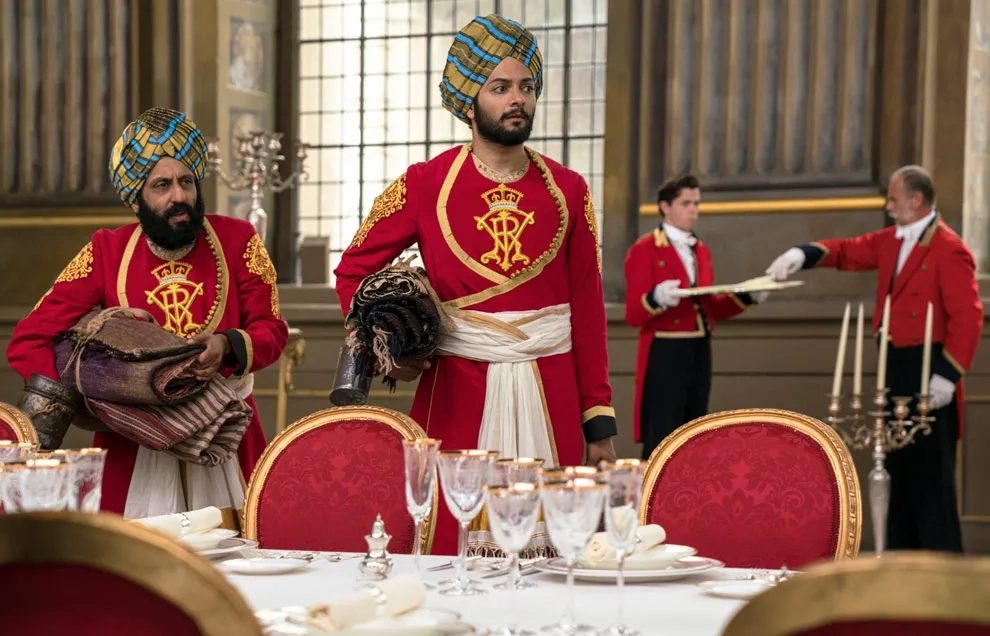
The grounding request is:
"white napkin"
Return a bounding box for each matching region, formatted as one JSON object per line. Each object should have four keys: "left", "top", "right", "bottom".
{"left": 132, "top": 506, "right": 223, "bottom": 538}
{"left": 583, "top": 524, "right": 667, "bottom": 563}
{"left": 307, "top": 574, "right": 427, "bottom": 632}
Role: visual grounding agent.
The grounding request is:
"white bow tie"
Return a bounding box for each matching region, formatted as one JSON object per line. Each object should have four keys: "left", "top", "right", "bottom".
{"left": 894, "top": 226, "right": 914, "bottom": 240}
{"left": 670, "top": 235, "right": 697, "bottom": 247}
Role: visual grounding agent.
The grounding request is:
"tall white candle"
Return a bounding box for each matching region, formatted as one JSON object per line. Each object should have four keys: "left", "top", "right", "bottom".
{"left": 877, "top": 296, "right": 891, "bottom": 391}
{"left": 921, "top": 302, "right": 933, "bottom": 396}
{"left": 854, "top": 302, "right": 864, "bottom": 396}
{"left": 832, "top": 303, "right": 851, "bottom": 396}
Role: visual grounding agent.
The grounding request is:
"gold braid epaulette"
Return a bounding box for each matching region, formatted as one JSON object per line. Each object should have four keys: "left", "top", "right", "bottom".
{"left": 583, "top": 189, "right": 602, "bottom": 273}
{"left": 350, "top": 173, "right": 407, "bottom": 248}
{"left": 244, "top": 234, "right": 281, "bottom": 317}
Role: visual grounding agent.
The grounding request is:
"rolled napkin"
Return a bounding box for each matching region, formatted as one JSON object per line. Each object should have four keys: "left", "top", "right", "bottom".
{"left": 584, "top": 524, "right": 667, "bottom": 563}
{"left": 132, "top": 506, "right": 223, "bottom": 538}
{"left": 307, "top": 574, "right": 427, "bottom": 632}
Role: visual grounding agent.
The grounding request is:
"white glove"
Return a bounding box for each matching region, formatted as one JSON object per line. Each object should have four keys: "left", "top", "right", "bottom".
{"left": 929, "top": 374, "right": 955, "bottom": 410}
{"left": 750, "top": 291, "right": 769, "bottom": 304}
{"left": 766, "top": 247, "right": 805, "bottom": 281}
{"left": 652, "top": 279, "right": 686, "bottom": 309}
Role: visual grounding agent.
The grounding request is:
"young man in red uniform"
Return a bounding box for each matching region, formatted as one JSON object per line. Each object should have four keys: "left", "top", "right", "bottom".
{"left": 766, "top": 164, "right": 983, "bottom": 552}
{"left": 7, "top": 107, "right": 288, "bottom": 519}
{"left": 624, "top": 175, "right": 766, "bottom": 460}
{"left": 334, "top": 15, "right": 617, "bottom": 555}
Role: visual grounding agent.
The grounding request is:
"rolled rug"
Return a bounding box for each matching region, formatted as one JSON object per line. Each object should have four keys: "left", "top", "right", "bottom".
{"left": 307, "top": 574, "right": 427, "bottom": 632}
{"left": 132, "top": 506, "right": 223, "bottom": 538}
{"left": 343, "top": 256, "right": 452, "bottom": 391}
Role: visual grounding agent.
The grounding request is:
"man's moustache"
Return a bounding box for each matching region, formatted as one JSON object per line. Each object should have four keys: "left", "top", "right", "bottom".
{"left": 166, "top": 206, "right": 194, "bottom": 219}
{"left": 502, "top": 111, "right": 529, "bottom": 121}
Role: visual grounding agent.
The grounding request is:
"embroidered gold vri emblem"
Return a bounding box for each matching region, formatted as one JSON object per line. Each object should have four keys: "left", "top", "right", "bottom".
{"left": 145, "top": 261, "right": 204, "bottom": 338}
{"left": 476, "top": 184, "right": 535, "bottom": 272}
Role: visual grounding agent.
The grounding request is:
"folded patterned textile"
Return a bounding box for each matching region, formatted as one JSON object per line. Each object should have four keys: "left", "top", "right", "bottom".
{"left": 344, "top": 256, "right": 452, "bottom": 390}
{"left": 54, "top": 307, "right": 252, "bottom": 466}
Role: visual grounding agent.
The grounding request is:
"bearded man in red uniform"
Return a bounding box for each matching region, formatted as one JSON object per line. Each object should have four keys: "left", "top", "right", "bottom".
{"left": 7, "top": 107, "right": 288, "bottom": 519}
{"left": 766, "top": 165, "right": 983, "bottom": 553}
{"left": 334, "top": 15, "right": 617, "bottom": 555}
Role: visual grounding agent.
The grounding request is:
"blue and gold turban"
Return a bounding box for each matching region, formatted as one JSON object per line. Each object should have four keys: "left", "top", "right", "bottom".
{"left": 108, "top": 107, "right": 209, "bottom": 206}
{"left": 439, "top": 15, "right": 544, "bottom": 124}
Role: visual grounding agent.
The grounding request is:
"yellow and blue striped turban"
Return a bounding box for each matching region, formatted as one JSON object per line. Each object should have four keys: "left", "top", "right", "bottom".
{"left": 108, "top": 107, "right": 209, "bottom": 206}
{"left": 440, "top": 15, "right": 544, "bottom": 125}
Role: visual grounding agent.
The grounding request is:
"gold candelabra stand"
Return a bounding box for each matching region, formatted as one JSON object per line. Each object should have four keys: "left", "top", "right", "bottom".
{"left": 205, "top": 130, "right": 309, "bottom": 242}
{"left": 826, "top": 389, "right": 934, "bottom": 557}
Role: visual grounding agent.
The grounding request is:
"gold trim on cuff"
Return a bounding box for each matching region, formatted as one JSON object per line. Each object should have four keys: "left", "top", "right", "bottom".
{"left": 581, "top": 406, "right": 615, "bottom": 423}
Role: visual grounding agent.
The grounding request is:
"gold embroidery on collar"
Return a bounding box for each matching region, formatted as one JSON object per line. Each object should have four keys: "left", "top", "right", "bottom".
{"left": 146, "top": 237, "right": 196, "bottom": 262}
{"left": 244, "top": 234, "right": 281, "bottom": 317}
{"left": 145, "top": 261, "right": 204, "bottom": 338}
{"left": 476, "top": 183, "right": 536, "bottom": 272}
{"left": 350, "top": 173, "right": 408, "bottom": 248}
{"left": 471, "top": 151, "right": 529, "bottom": 184}
{"left": 583, "top": 189, "right": 602, "bottom": 272}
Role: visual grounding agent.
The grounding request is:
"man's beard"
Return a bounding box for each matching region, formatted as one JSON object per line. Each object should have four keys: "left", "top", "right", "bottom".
{"left": 136, "top": 189, "right": 206, "bottom": 251}
{"left": 475, "top": 104, "right": 534, "bottom": 146}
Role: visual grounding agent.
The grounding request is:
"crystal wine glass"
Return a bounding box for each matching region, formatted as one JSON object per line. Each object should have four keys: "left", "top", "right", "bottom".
{"left": 402, "top": 438, "right": 440, "bottom": 587}
{"left": 54, "top": 448, "right": 108, "bottom": 512}
{"left": 540, "top": 474, "right": 607, "bottom": 635}
{"left": 17, "top": 458, "right": 72, "bottom": 512}
{"left": 437, "top": 449, "right": 497, "bottom": 596}
{"left": 490, "top": 457, "right": 544, "bottom": 590}
{"left": 601, "top": 459, "right": 647, "bottom": 636}
{"left": 484, "top": 483, "right": 542, "bottom": 636}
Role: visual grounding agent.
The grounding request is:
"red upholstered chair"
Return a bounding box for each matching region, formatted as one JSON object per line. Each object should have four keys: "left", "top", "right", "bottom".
{"left": 0, "top": 511, "right": 261, "bottom": 635}
{"left": 243, "top": 406, "right": 437, "bottom": 554}
{"left": 0, "top": 401, "right": 38, "bottom": 445}
{"left": 722, "top": 552, "right": 990, "bottom": 636}
{"left": 640, "top": 408, "right": 860, "bottom": 569}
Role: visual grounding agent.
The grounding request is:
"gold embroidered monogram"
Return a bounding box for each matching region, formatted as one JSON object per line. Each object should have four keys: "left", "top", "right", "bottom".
{"left": 583, "top": 189, "right": 602, "bottom": 272}
{"left": 476, "top": 183, "right": 536, "bottom": 272}
{"left": 145, "top": 261, "right": 204, "bottom": 338}
{"left": 350, "top": 173, "right": 407, "bottom": 248}
{"left": 244, "top": 234, "right": 281, "bottom": 317}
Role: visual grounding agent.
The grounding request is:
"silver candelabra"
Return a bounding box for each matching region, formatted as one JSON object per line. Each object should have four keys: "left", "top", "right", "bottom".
{"left": 206, "top": 130, "right": 309, "bottom": 242}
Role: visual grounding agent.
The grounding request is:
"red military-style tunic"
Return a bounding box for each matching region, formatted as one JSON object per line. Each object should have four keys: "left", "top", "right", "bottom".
{"left": 335, "top": 144, "right": 616, "bottom": 554}
{"left": 7, "top": 215, "right": 289, "bottom": 513}
{"left": 799, "top": 215, "right": 983, "bottom": 434}
{"left": 624, "top": 226, "right": 756, "bottom": 442}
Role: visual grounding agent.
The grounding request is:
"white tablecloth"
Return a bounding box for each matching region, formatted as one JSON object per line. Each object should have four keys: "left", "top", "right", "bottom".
{"left": 222, "top": 551, "right": 759, "bottom": 635}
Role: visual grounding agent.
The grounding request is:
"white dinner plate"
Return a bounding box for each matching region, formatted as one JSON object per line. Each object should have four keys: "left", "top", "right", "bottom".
{"left": 179, "top": 528, "right": 239, "bottom": 551}
{"left": 576, "top": 544, "right": 698, "bottom": 570}
{"left": 218, "top": 557, "right": 310, "bottom": 575}
{"left": 697, "top": 579, "right": 775, "bottom": 600}
{"left": 535, "top": 555, "right": 724, "bottom": 583}
{"left": 198, "top": 537, "right": 259, "bottom": 559}
{"left": 257, "top": 607, "right": 476, "bottom": 635}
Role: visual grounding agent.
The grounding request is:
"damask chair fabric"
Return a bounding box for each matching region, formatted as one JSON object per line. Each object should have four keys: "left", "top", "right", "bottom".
{"left": 722, "top": 552, "right": 990, "bottom": 636}
{"left": 243, "top": 406, "right": 437, "bottom": 554}
{"left": 0, "top": 401, "right": 38, "bottom": 445}
{"left": 640, "top": 409, "right": 860, "bottom": 569}
{"left": 0, "top": 511, "right": 261, "bottom": 636}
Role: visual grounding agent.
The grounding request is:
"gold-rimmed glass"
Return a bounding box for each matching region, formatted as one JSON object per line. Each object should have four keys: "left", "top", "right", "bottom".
{"left": 601, "top": 459, "right": 647, "bottom": 636}
{"left": 484, "top": 483, "right": 542, "bottom": 636}
{"left": 491, "top": 457, "right": 544, "bottom": 590}
{"left": 437, "top": 449, "right": 497, "bottom": 596}
{"left": 16, "top": 458, "right": 72, "bottom": 512}
{"left": 0, "top": 442, "right": 37, "bottom": 463}
{"left": 53, "top": 448, "right": 108, "bottom": 512}
{"left": 402, "top": 438, "right": 440, "bottom": 587}
{"left": 540, "top": 476, "right": 607, "bottom": 635}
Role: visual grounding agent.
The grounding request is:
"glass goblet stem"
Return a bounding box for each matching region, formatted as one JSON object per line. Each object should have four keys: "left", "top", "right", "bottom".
{"left": 564, "top": 552, "right": 578, "bottom": 629}
{"left": 616, "top": 549, "right": 628, "bottom": 628}
{"left": 508, "top": 551, "right": 521, "bottom": 631}
{"left": 456, "top": 520, "right": 470, "bottom": 589}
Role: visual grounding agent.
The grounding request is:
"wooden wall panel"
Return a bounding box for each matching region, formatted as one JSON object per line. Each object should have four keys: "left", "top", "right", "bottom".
{"left": 0, "top": 0, "right": 135, "bottom": 206}
{"left": 654, "top": 0, "right": 878, "bottom": 193}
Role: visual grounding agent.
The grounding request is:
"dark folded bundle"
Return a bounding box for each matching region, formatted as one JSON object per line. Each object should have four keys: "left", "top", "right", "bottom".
{"left": 53, "top": 307, "right": 252, "bottom": 466}
{"left": 344, "top": 256, "right": 451, "bottom": 391}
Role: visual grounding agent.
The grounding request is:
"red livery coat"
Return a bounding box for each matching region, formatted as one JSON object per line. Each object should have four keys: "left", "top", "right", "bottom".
{"left": 334, "top": 145, "right": 616, "bottom": 554}
{"left": 801, "top": 215, "right": 983, "bottom": 433}
{"left": 624, "top": 227, "right": 754, "bottom": 442}
{"left": 7, "top": 215, "right": 289, "bottom": 513}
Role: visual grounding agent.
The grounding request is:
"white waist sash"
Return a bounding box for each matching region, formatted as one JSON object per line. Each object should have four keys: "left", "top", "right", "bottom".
{"left": 437, "top": 304, "right": 572, "bottom": 465}
{"left": 123, "top": 374, "right": 254, "bottom": 519}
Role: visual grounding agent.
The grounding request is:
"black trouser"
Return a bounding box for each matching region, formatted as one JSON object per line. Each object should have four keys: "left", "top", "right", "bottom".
{"left": 640, "top": 336, "right": 712, "bottom": 460}
{"left": 884, "top": 343, "right": 963, "bottom": 553}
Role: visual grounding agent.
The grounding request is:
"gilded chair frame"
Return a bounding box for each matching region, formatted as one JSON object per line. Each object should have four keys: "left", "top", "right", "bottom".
{"left": 243, "top": 405, "right": 439, "bottom": 554}
{"left": 722, "top": 551, "right": 990, "bottom": 636}
{"left": 0, "top": 511, "right": 262, "bottom": 635}
{"left": 639, "top": 408, "right": 862, "bottom": 560}
{"left": 0, "top": 401, "right": 38, "bottom": 445}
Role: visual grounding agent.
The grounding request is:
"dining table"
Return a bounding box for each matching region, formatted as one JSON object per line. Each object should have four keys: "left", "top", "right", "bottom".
{"left": 219, "top": 549, "right": 774, "bottom": 635}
